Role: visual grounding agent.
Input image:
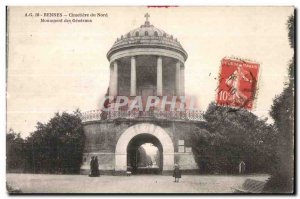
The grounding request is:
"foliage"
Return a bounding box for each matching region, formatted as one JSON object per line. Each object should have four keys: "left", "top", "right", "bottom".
{"left": 7, "top": 110, "right": 85, "bottom": 174}
{"left": 154, "top": 150, "right": 160, "bottom": 167}
{"left": 287, "top": 15, "right": 295, "bottom": 49}
{"left": 6, "top": 129, "right": 27, "bottom": 172}
{"left": 191, "top": 103, "right": 277, "bottom": 174}
{"left": 263, "top": 15, "right": 294, "bottom": 193}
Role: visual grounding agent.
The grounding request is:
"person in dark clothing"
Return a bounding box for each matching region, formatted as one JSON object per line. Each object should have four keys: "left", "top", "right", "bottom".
{"left": 94, "top": 156, "right": 100, "bottom": 177}
{"left": 89, "top": 156, "right": 96, "bottom": 177}
{"left": 173, "top": 164, "right": 181, "bottom": 183}
{"left": 89, "top": 156, "right": 100, "bottom": 177}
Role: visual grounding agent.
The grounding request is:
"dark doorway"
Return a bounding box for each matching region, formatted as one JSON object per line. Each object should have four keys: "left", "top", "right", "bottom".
{"left": 127, "top": 134, "right": 163, "bottom": 174}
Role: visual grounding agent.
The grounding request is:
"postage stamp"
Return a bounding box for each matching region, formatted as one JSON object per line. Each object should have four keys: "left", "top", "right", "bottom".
{"left": 216, "top": 58, "right": 259, "bottom": 110}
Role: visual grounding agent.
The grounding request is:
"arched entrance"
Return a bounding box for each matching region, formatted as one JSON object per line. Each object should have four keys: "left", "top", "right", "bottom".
{"left": 127, "top": 134, "right": 163, "bottom": 174}
{"left": 115, "top": 123, "right": 174, "bottom": 173}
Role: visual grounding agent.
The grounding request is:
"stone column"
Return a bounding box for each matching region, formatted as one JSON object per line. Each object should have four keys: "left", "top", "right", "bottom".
{"left": 157, "top": 56, "right": 163, "bottom": 96}
{"left": 175, "top": 61, "right": 181, "bottom": 96}
{"left": 111, "top": 61, "right": 118, "bottom": 96}
{"left": 130, "top": 57, "right": 136, "bottom": 96}
{"left": 109, "top": 64, "right": 114, "bottom": 96}
{"left": 180, "top": 64, "right": 185, "bottom": 96}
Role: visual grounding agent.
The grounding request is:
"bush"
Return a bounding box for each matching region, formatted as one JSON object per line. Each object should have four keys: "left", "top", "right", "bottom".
{"left": 7, "top": 110, "right": 85, "bottom": 174}
{"left": 191, "top": 103, "right": 277, "bottom": 174}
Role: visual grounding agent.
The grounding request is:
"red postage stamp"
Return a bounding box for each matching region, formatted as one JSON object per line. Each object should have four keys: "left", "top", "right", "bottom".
{"left": 216, "top": 58, "right": 259, "bottom": 110}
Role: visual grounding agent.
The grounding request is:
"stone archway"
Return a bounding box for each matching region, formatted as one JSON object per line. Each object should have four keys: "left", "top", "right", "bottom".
{"left": 115, "top": 123, "right": 174, "bottom": 173}
{"left": 127, "top": 133, "right": 163, "bottom": 174}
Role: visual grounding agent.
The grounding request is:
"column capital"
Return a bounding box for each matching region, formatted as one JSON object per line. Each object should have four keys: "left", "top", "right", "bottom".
{"left": 113, "top": 61, "right": 118, "bottom": 68}
{"left": 180, "top": 62, "right": 185, "bottom": 68}
{"left": 176, "top": 60, "right": 182, "bottom": 65}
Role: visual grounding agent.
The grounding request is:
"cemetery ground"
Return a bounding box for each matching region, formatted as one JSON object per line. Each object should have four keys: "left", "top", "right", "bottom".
{"left": 6, "top": 173, "right": 269, "bottom": 193}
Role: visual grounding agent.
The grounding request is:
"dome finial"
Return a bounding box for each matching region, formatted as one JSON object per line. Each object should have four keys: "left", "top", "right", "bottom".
{"left": 145, "top": 13, "right": 150, "bottom": 22}
{"left": 144, "top": 13, "right": 150, "bottom": 26}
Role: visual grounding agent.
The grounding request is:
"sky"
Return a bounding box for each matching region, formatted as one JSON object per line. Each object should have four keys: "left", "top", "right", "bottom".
{"left": 7, "top": 6, "right": 294, "bottom": 137}
{"left": 141, "top": 143, "right": 158, "bottom": 156}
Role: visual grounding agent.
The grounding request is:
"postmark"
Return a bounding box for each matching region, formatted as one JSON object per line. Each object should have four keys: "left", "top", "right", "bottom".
{"left": 216, "top": 57, "right": 259, "bottom": 110}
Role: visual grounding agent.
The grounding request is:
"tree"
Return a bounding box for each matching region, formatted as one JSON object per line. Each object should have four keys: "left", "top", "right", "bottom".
{"left": 154, "top": 150, "right": 160, "bottom": 167}
{"left": 6, "top": 129, "right": 26, "bottom": 172}
{"left": 263, "top": 15, "right": 295, "bottom": 193}
{"left": 26, "top": 110, "right": 85, "bottom": 174}
{"left": 191, "top": 103, "right": 277, "bottom": 174}
{"left": 137, "top": 146, "right": 148, "bottom": 167}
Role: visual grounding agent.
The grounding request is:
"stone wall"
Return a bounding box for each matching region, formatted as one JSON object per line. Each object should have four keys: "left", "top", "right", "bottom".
{"left": 80, "top": 118, "right": 204, "bottom": 175}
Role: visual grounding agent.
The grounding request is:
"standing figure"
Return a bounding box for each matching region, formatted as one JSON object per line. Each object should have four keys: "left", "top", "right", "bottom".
{"left": 89, "top": 156, "right": 95, "bottom": 177}
{"left": 239, "top": 161, "right": 246, "bottom": 174}
{"left": 94, "top": 156, "right": 100, "bottom": 177}
{"left": 173, "top": 164, "right": 181, "bottom": 183}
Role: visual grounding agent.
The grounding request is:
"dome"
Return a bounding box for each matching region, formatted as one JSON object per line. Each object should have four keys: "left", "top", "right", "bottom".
{"left": 107, "top": 14, "right": 188, "bottom": 61}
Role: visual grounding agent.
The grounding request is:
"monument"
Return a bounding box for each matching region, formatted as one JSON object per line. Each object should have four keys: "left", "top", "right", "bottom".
{"left": 80, "top": 14, "right": 205, "bottom": 175}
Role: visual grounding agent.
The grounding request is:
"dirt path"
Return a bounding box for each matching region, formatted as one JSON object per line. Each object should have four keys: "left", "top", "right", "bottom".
{"left": 6, "top": 173, "right": 269, "bottom": 193}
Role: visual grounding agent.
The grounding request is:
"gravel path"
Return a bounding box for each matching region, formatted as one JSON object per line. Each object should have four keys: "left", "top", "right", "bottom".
{"left": 6, "top": 173, "right": 269, "bottom": 193}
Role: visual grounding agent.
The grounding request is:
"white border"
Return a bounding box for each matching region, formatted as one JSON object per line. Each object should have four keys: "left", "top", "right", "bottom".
{"left": 1, "top": 1, "right": 298, "bottom": 198}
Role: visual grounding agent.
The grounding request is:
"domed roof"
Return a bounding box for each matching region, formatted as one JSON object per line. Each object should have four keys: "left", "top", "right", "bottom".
{"left": 107, "top": 14, "right": 188, "bottom": 61}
